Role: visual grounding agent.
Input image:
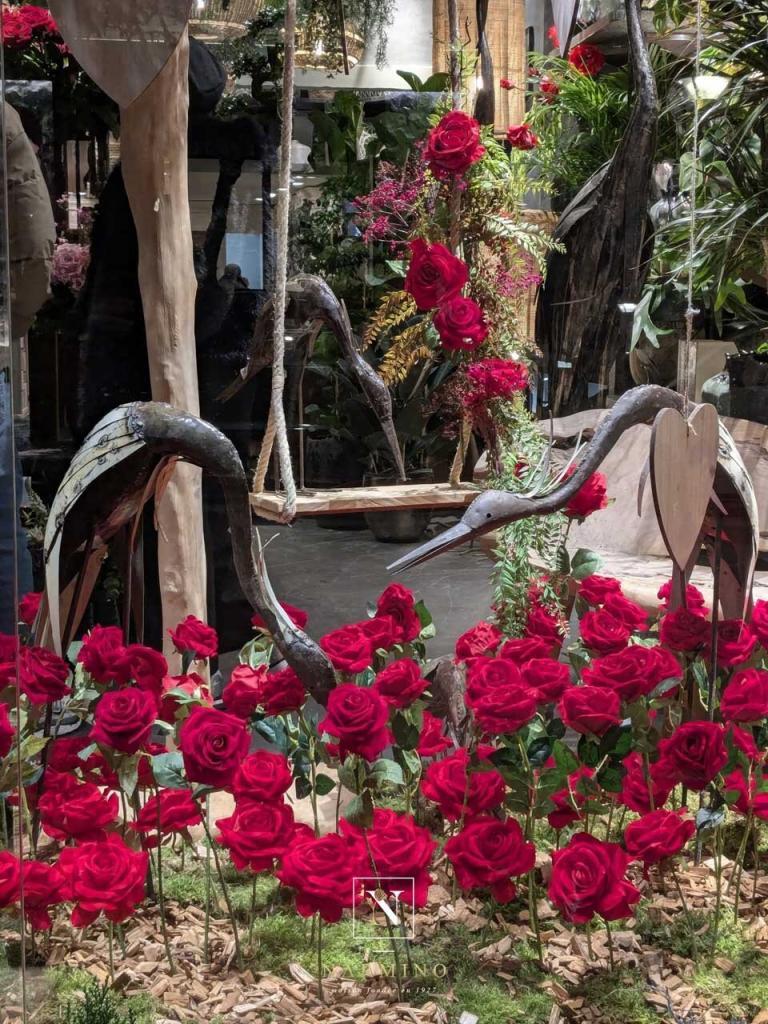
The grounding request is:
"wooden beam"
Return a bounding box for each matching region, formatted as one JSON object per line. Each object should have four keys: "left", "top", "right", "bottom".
{"left": 251, "top": 483, "right": 480, "bottom": 521}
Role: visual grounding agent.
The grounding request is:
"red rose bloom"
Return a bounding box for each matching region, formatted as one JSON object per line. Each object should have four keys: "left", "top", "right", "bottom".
{"left": 18, "top": 646, "right": 71, "bottom": 705}
{"left": 750, "top": 599, "right": 768, "bottom": 647}
{"left": 568, "top": 43, "right": 605, "bottom": 76}
{"left": 39, "top": 774, "right": 119, "bottom": 843}
{"left": 521, "top": 658, "right": 571, "bottom": 702}
{"left": 716, "top": 619, "right": 756, "bottom": 667}
{"left": 78, "top": 626, "right": 126, "bottom": 683}
{"left": 579, "top": 610, "right": 631, "bottom": 655}
{"left": 252, "top": 602, "right": 308, "bottom": 631}
{"left": 524, "top": 603, "right": 563, "bottom": 644}
{"left": 730, "top": 723, "right": 760, "bottom": 761}
{"left": 434, "top": 296, "right": 489, "bottom": 352}
{"left": 658, "top": 721, "right": 728, "bottom": 791}
{"left": 421, "top": 747, "right": 505, "bottom": 820}
{"left": 224, "top": 664, "right": 269, "bottom": 719}
{"left": 500, "top": 77, "right": 513, "bottom": 90}
{"left": 217, "top": 800, "right": 295, "bottom": 872}
{"left": 159, "top": 672, "right": 212, "bottom": 723}
{"left": 455, "top": 621, "right": 503, "bottom": 661}
{"left": 559, "top": 685, "right": 620, "bottom": 736}
{"left": 424, "top": 110, "right": 485, "bottom": 178}
{"left": 344, "top": 808, "right": 436, "bottom": 906}
{"left": 506, "top": 124, "right": 538, "bottom": 150}
{"left": 602, "top": 593, "right": 648, "bottom": 632}
{"left": 18, "top": 591, "right": 42, "bottom": 626}
{"left": 416, "top": 711, "right": 452, "bottom": 758}
{"left": 720, "top": 669, "right": 768, "bottom": 723}
{"left": 0, "top": 851, "right": 20, "bottom": 908}
{"left": 178, "top": 706, "right": 250, "bottom": 788}
{"left": 548, "top": 832, "right": 640, "bottom": 924}
{"left": 231, "top": 750, "right": 293, "bottom": 803}
{"left": 658, "top": 579, "right": 707, "bottom": 613}
{"left": 445, "top": 816, "right": 535, "bottom": 902}
{"left": 578, "top": 575, "right": 622, "bottom": 606}
{"left": 473, "top": 683, "right": 538, "bottom": 736}
{"left": 547, "top": 765, "right": 594, "bottom": 830}
{"left": 624, "top": 809, "right": 695, "bottom": 868}
{"left": 21, "top": 860, "right": 63, "bottom": 931}
{"left": 257, "top": 666, "right": 306, "bottom": 717}
{"left": 620, "top": 752, "right": 675, "bottom": 814}
{"left": 659, "top": 607, "right": 709, "bottom": 653}
{"left": 113, "top": 644, "right": 168, "bottom": 696}
{"left": 0, "top": 704, "right": 14, "bottom": 758}
{"left": 723, "top": 768, "right": 768, "bottom": 821}
{"left": 90, "top": 687, "right": 158, "bottom": 755}
{"left": 404, "top": 239, "right": 469, "bottom": 311}
{"left": 57, "top": 834, "right": 148, "bottom": 927}
{"left": 359, "top": 615, "right": 398, "bottom": 651}
{"left": 466, "top": 657, "right": 522, "bottom": 706}
{"left": 499, "top": 636, "right": 551, "bottom": 662}
{"left": 277, "top": 831, "right": 367, "bottom": 923}
{"left": 374, "top": 658, "right": 428, "bottom": 708}
{"left": 169, "top": 616, "right": 218, "bottom": 659}
{"left": 564, "top": 469, "right": 609, "bottom": 520}
{"left": 464, "top": 358, "right": 528, "bottom": 405}
{"left": 320, "top": 624, "right": 373, "bottom": 675}
{"left": 376, "top": 583, "right": 422, "bottom": 644}
{"left": 131, "top": 789, "right": 202, "bottom": 848}
{"left": 540, "top": 74, "right": 559, "bottom": 101}
{"left": 582, "top": 645, "right": 682, "bottom": 703}
{"left": 318, "top": 684, "right": 390, "bottom": 762}
{"left": 547, "top": 25, "right": 560, "bottom": 46}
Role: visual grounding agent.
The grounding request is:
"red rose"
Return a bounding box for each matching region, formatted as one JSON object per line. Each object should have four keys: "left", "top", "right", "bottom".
{"left": 620, "top": 753, "right": 675, "bottom": 814}
{"left": 421, "top": 747, "right": 505, "bottom": 820}
{"left": 521, "top": 658, "right": 571, "bottom": 702}
{"left": 716, "top": 619, "right": 756, "bottom": 667}
{"left": 18, "top": 591, "right": 42, "bottom": 626}
{"left": 499, "top": 636, "right": 551, "bottom": 662}
{"left": 466, "top": 656, "right": 521, "bottom": 705}
{"left": 473, "top": 683, "right": 537, "bottom": 736}
{"left": 569, "top": 42, "right": 605, "bottom": 76}
{"left": 131, "top": 789, "right": 202, "bottom": 848}
{"left": 217, "top": 800, "right": 295, "bottom": 872}
{"left": 464, "top": 359, "right": 529, "bottom": 406}
{"left": 21, "top": 860, "right": 63, "bottom": 932}
{"left": 318, "top": 684, "right": 390, "bottom": 762}
{"left": 376, "top": 583, "right": 422, "bottom": 644}
{"left": 547, "top": 765, "right": 594, "bottom": 830}
{"left": 559, "top": 685, "right": 620, "bottom": 736}
{"left": 578, "top": 575, "right": 623, "bottom": 606}
{"left": 374, "top": 658, "right": 428, "bottom": 709}
{"left": 563, "top": 468, "right": 609, "bottom": 520}
{"left": 445, "top": 816, "right": 535, "bottom": 902}
{"left": 39, "top": 774, "right": 119, "bottom": 843}
{"left": 602, "top": 593, "right": 648, "bottom": 632}
{"left": 78, "top": 625, "right": 126, "bottom": 683}
{"left": 658, "top": 579, "right": 707, "bottom": 613}
{"left": 424, "top": 110, "right": 485, "bottom": 178}
{"left": 169, "top": 616, "right": 218, "bottom": 659}
{"left": 320, "top": 624, "right": 373, "bottom": 675}
{"left": 404, "top": 239, "right": 469, "bottom": 311}
{"left": 0, "top": 851, "right": 20, "bottom": 908}
{"left": 224, "top": 664, "right": 268, "bottom": 719}
{"left": 112, "top": 644, "right": 168, "bottom": 696}
{"left": 524, "top": 604, "right": 563, "bottom": 644}
{"left": 579, "top": 609, "right": 631, "bottom": 655}
{"left": 57, "top": 834, "right": 148, "bottom": 927}
{"left": 624, "top": 809, "right": 695, "bottom": 868}
{"left": 277, "top": 831, "right": 367, "bottom": 922}
{"left": 90, "top": 687, "right": 158, "bottom": 754}
{"left": 0, "top": 704, "right": 14, "bottom": 758}
{"left": 658, "top": 721, "right": 728, "bottom": 791}
{"left": 231, "top": 751, "right": 293, "bottom": 803}
{"left": 723, "top": 768, "right": 768, "bottom": 821}
{"left": 548, "top": 832, "right": 640, "bottom": 924}
{"left": 547, "top": 25, "right": 560, "bottom": 46}
{"left": 178, "top": 706, "right": 250, "bottom": 788}
{"left": 730, "top": 723, "right": 760, "bottom": 761}
{"left": 416, "top": 711, "right": 452, "bottom": 758}
{"left": 540, "top": 74, "right": 559, "bottom": 101}
{"left": 47, "top": 739, "right": 118, "bottom": 789}
{"left": 582, "top": 645, "right": 681, "bottom": 703}
{"left": 159, "top": 672, "right": 212, "bottom": 722}
{"left": 750, "top": 599, "right": 768, "bottom": 647}
{"left": 506, "top": 124, "right": 538, "bottom": 150}
{"left": 252, "top": 602, "right": 308, "bottom": 632}
{"left": 344, "top": 808, "right": 436, "bottom": 906}
{"left": 660, "top": 607, "right": 709, "bottom": 653}
{"left": 359, "top": 615, "right": 398, "bottom": 652}
{"left": 500, "top": 78, "right": 513, "bottom": 90}
{"left": 456, "top": 622, "right": 503, "bottom": 662}
{"left": 17, "top": 646, "right": 71, "bottom": 705}
{"left": 258, "top": 666, "right": 306, "bottom": 717}
{"left": 720, "top": 669, "right": 768, "bottom": 723}
{"left": 434, "top": 296, "right": 489, "bottom": 352}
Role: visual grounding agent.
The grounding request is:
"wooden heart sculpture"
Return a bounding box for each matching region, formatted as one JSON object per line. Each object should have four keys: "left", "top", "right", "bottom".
{"left": 650, "top": 403, "right": 720, "bottom": 571}
{"left": 49, "top": 0, "right": 191, "bottom": 109}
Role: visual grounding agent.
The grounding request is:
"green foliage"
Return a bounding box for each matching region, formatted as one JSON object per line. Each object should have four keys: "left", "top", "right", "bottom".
{"left": 57, "top": 977, "right": 154, "bottom": 1024}
{"left": 450, "top": 977, "right": 551, "bottom": 1024}
{"left": 577, "top": 969, "right": 658, "bottom": 1024}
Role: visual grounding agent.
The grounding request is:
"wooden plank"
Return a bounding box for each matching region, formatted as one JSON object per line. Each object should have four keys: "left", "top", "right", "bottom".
{"left": 251, "top": 484, "right": 480, "bottom": 521}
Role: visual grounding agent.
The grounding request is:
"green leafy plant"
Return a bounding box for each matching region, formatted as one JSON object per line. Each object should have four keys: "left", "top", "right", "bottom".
{"left": 63, "top": 981, "right": 139, "bottom": 1024}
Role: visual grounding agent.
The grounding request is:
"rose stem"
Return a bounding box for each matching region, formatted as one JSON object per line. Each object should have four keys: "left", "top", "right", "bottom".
{"left": 335, "top": 777, "right": 342, "bottom": 832}
{"left": 671, "top": 862, "right": 698, "bottom": 958}
{"left": 116, "top": 924, "right": 127, "bottom": 958}
{"left": 605, "top": 918, "right": 615, "bottom": 970}
{"left": 364, "top": 833, "right": 408, "bottom": 989}
{"left": 155, "top": 790, "right": 175, "bottom": 973}
{"left": 248, "top": 875, "right": 258, "bottom": 952}
{"left": 752, "top": 822, "right": 760, "bottom": 904}
{"left": 200, "top": 798, "right": 244, "bottom": 970}
{"left": 519, "top": 736, "right": 544, "bottom": 963}
{"left": 728, "top": 811, "right": 752, "bottom": 918}
{"left": 316, "top": 913, "right": 324, "bottom": 1002}
{"left": 203, "top": 797, "right": 212, "bottom": 963}
{"left": 107, "top": 922, "right": 114, "bottom": 983}
{"left": 709, "top": 826, "right": 724, "bottom": 961}
{"left": 604, "top": 799, "right": 615, "bottom": 841}
{"left": 585, "top": 920, "right": 594, "bottom": 962}
{"left": 300, "top": 712, "right": 320, "bottom": 836}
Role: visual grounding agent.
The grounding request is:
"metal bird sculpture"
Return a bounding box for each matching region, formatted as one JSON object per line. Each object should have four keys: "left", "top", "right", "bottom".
{"left": 218, "top": 273, "right": 407, "bottom": 482}
{"left": 41, "top": 402, "right": 336, "bottom": 704}
{"left": 537, "top": 0, "right": 659, "bottom": 415}
{"left": 390, "top": 386, "right": 760, "bottom": 618}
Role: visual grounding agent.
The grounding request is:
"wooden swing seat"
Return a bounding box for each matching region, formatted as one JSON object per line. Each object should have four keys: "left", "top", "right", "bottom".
{"left": 250, "top": 482, "right": 480, "bottom": 522}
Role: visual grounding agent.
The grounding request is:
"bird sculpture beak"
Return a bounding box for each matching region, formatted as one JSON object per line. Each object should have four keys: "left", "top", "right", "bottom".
{"left": 388, "top": 520, "right": 474, "bottom": 574}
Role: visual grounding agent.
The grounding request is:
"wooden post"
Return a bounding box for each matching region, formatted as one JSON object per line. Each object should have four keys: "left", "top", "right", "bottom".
{"left": 121, "top": 28, "right": 207, "bottom": 659}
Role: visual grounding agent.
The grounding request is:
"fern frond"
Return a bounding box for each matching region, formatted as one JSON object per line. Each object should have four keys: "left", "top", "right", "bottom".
{"left": 362, "top": 290, "right": 417, "bottom": 349}
{"left": 379, "top": 325, "right": 431, "bottom": 384}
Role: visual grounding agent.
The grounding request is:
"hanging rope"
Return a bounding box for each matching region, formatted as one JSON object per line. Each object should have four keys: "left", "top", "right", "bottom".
{"left": 682, "top": 0, "right": 704, "bottom": 416}
{"left": 257, "top": 0, "right": 298, "bottom": 521}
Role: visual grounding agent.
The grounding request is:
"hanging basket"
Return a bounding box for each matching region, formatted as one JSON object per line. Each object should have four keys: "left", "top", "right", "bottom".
{"left": 190, "top": 0, "right": 265, "bottom": 41}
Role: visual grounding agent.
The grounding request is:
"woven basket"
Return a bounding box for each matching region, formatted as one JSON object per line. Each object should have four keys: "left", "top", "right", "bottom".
{"left": 190, "top": 0, "right": 264, "bottom": 40}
